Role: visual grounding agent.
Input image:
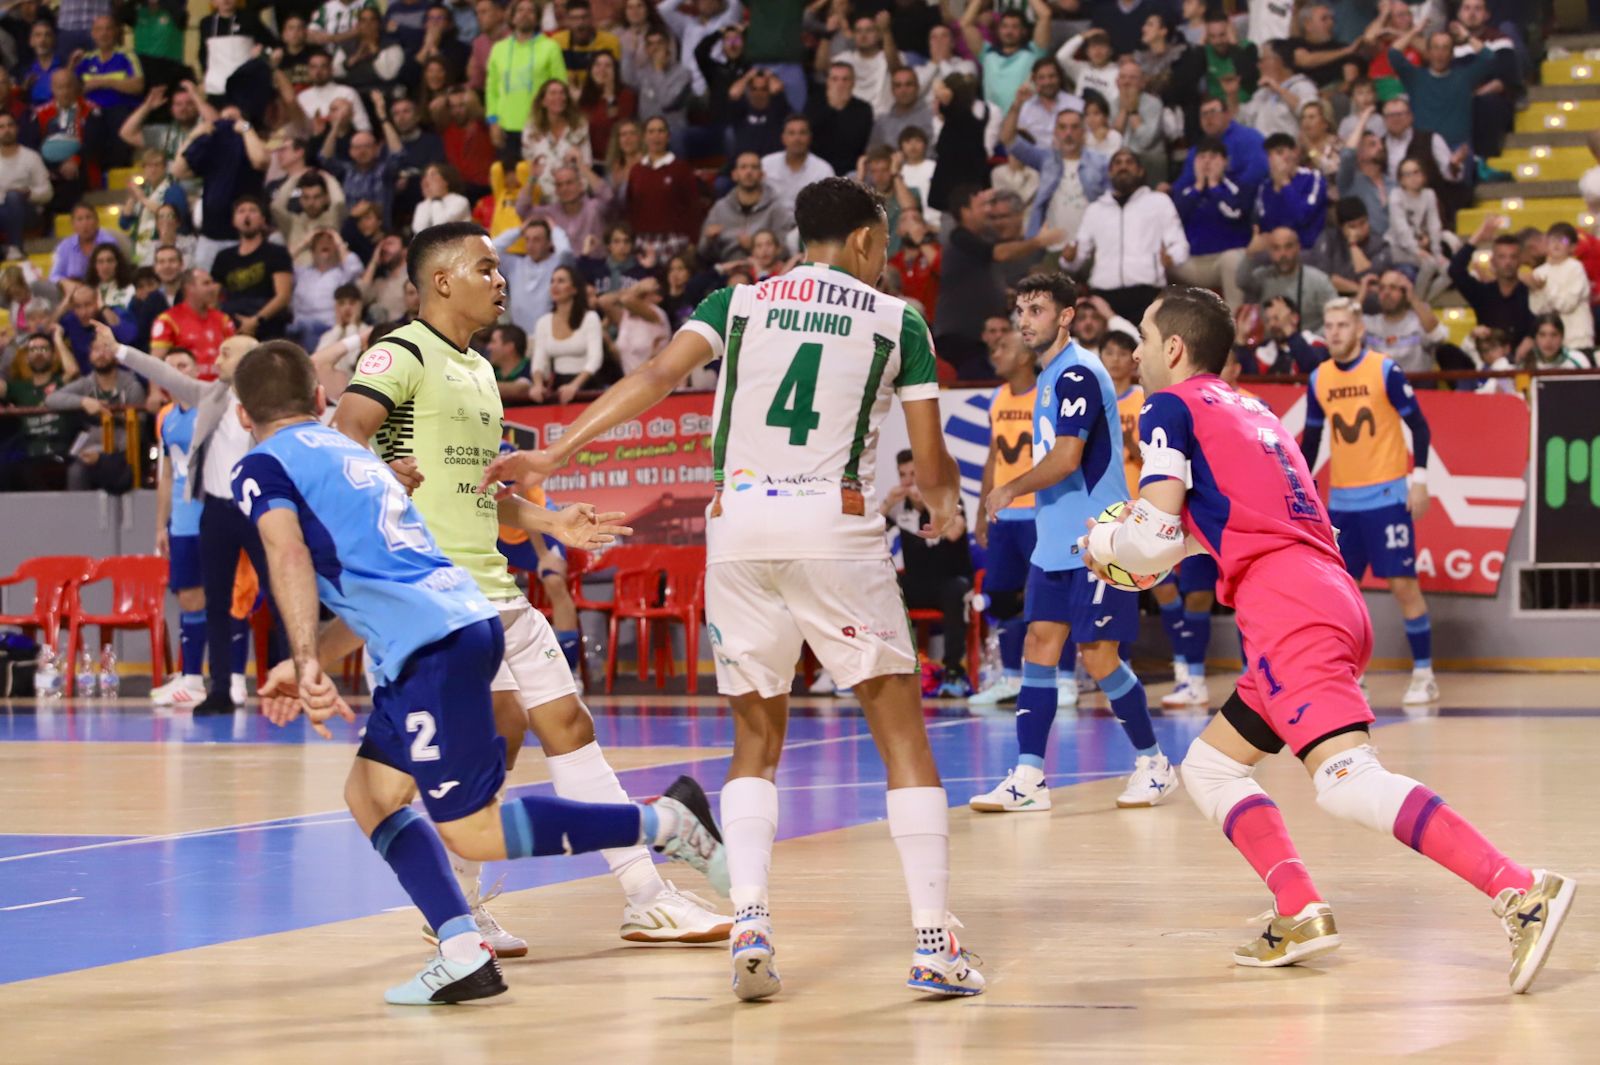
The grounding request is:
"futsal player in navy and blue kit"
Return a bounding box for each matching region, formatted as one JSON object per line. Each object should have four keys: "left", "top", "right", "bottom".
{"left": 969, "top": 275, "right": 1176, "bottom": 814}
{"left": 229, "top": 342, "right": 727, "bottom": 1006}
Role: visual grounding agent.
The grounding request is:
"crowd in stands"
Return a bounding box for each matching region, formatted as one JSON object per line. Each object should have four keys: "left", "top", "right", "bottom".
{"left": 1, "top": 0, "right": 1597, "bottom": 493}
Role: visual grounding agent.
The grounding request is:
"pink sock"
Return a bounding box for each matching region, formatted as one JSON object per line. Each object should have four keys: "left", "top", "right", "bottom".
{"left": 1224, "top": 795, "right": 1322, "bottom": 916}
{"left": 1393, "top": 786, "right": 1535, "bottom": 898}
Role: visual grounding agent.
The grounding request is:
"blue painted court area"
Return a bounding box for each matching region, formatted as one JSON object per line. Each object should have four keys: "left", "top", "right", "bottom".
{"left": 1, "top": 701, "right": 1405, "bottom": 985}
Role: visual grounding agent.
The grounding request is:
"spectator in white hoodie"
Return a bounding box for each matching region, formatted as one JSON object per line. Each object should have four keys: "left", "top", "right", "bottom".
{"left": 1060, "top": 148, "right": 1189, "bottom": 323}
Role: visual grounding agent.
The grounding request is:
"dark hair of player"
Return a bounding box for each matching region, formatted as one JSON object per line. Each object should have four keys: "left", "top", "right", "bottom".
{"left": 407, "top": 220, "right": 491, "bottom": 287}
{"left": 1013, "top": 272, "right": 1081, "bottom": 315}
{"left": 794, "top": 177, "right": 885, "bottom": 246}
{"left": 1102, "top": 330, "right": 1138, "bottom": 354}
{"left": 1153, "top": 285, "right": 1235, "bottom": 375}
{"left": 235, "top": 341, "right": 318, "bottom": 424}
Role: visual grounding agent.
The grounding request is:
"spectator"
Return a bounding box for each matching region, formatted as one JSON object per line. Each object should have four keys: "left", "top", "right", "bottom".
{"left": 1312, "top": 197, "right": 1396, "bottom": 296}
{"left": 1167, "top": 14, "right": 1258, "bottom": 136}
{"left": 320, "top": 124, "right": 403, "bottom": 227}
{"left": 1287, "top": 2, "right": 1375, "bottom": 90}
{"left": 197, "top": 0, "right": 277, "bottom": 103}
{"left": 20, "top": 21, "right": 67, "bottom": 111}
{"left": 883, "top": 447, "right": 973, "bottom": 695}
{"left": 289, "top": 228, "right": 363, "bottom": 350}
{"left": 152, "top": 200, "right": 194, "bottom": 262}
{"left": 378, "top": 94, "right": 447, "bottom": 185}
{"left": 579, "top": 220, "right": 650, "bottom": 294}
{"left": 332, "top": 8, "right": 405, "bottom": 94}
{"left": 0, "top": 332, "right": 76, "bottom": 491}
{"left": 807, "top": 62, "right": 873, "bottom": 178}
{"left": 308, "top": 0, "right": 368, "bottom": 50}
{"left": 211, "top": 196, "right": 293, "bottom": 339}
{"left": 934, "top": 185, "right": 1060, "bottom": 379}
{"left": 399, "top": 1, "right": 457, "bottom": 66}
{"left": 149, "top": 268, "right": 234, "bottom": 377}
{"left": 726, "top": 66, "right": 788, "bottom": 165}
{"left": 1013, "top": 59, "right": 1081, "bottom": 151}
{"left": 485, "top": 0, "right": 568, "bottom": 161}
{"left": 1387, "top": 155, "right": 1451, "bottom": 297}
{"left": 75, "top": 14, "right": 144, "bottom": 155}
{"left": 276, "top": 14, "right": 319, "bottom": 90}
{"left": 870, "top": 66, "right": 934, "bottom": 153}
{"left": 604, "top": 116, "right": 644, "bottom": 192}
{"left": 522, "top": 79, "right": 593, "bottom": 201}
{"left": 297, "top": 43, "right": 368, "bottom": 133}
{"left": 1339, "top": 121, "right": 1393, "bottom": 241}
{"left": 1338, "top": 78, "right": 1384, "bottom": 140}
{"left": 493, "top": 217, "right": 573, "bottom": 335}
{"left": 1004, "top": 106, "right": 1109, "bottom": 252}
{"left": 120, "top": 147, "right": 189, "bottom": 263}
{"left": 46, "top": 312, "right": 147, "bottom": 490}
{"left": 0, "top": 111, "right": 50, "bottom": 258}
{"left": 990, "top": 150, "right": 1039, "bottom": 211}
{"left": 1298, "top": 98, "right": 1342, "bottom": 181}
{"left": 1062, "top": 149, "right": 1188, "bottom": 323}
{"left": 896, "top": 125, "right": 937, "bottom": 225}
{"left": 632, "top": 27, "right": 692, "bottom": 142}
{"left": 761, "top": 114, "right": 835, "bottom": 214}
{"left": 741, "top": 0, "right": 808, "bottom": 111}
{"left": 695, "top": 24, "right": 750, "bottom": 135}
{"left": 1246, "top": 294, "right": 1327, "bottom": 373}
{"left": 1108, "top": 59, "right": 1165, "bottom": 185}
{"left": 656, "top": 0, "right": 739, "bottom": 98}
{"left": 1238, "top": 40, "right": 1317, "bottom": 141}
{"left": 57, "top": 282, "right": 122, "bottom": 372}
{"left": 1453, "top": 0, "right": 1520, "bottom": 162}
{"left": 1449, "top": 217, "right": 1534, "bottom": 354}
{"left": 700, "top": 151, "right": 793, "bottom": 263}
{"left": 50, "top": 202, "right": 118, "bottom": 286}
{"left": 522, "top": 163, "right": 614, "bottom": 252}
{"left": 981, "top": 311, "right": 1014, "bottom": 359}
{"left": 271, "top": 170, "right": 348, "bottom": 267}
{"left": 1135, "top": 11, "right": 1187, "bottom": 97}
{"left": 35, "top": 69, "right": 105, "bottom": 213}
{"left": 130, "top": 243, "right": 184, "bottom": 347}
{"left": 1362, "top": 268, "right": 1448, "bottom": 374}
{"left": 577, "top": 51, "right": 636, "bottom": 161}
{"left": 987, "top": 188, "right": 1036, "bottom": 288}
{"left": 961, "top": 0, "right": 1053, "bottom": 112}
{"left": 1529, "top": 222, "right": 1595, "bottom": 353}
{"left": 1093, "top": 0, "right": 1163, "bottom": 58}
{"left": 881, "top": 0, "right": 945, "bottom": 63}
{"left": 830, "top": 13, "right": 900, "bottom": 118}
{"left": 1057, "top": 29, "right": 1118, "bottom": 105}
{"left": 1253, "top": 132, "right": 1328, "bottom": 249}
{"left": 1176, "top": 96, "right": 1267, "bottom": 201}
{"left": 467, "top": 0, "right": 509, "bottom": 93}
{"left": 605, "top": 275, "right": 670, "bottom": 375}
{"left": 1526, "top": 314, "right": 1594, "bottom": 371}
{"left": 437, "top": 84, "right": 495, "bottom": 196}
{"left": 1170, "top": 136, "right": 1250, "bottom": 308}
{"left": 1081, "top": 91, "right": 1121, "bottom": 156}
{"left": 889, "top": 209, "right": 939, "bottom": 318}
{"left": 410, "top": 162, "right": 472, "bottom": 231}
{"left": 915, "top": 23, "right": 976, "bottom": 107}
{"left": 484, "top": 321, "right": 532, "bottom": 402}
{"left": 173, "top": 99, "right": 270, "bottom": 272}
{"left": 84, "top": 243, "right": 135, "bottom": 314}
{"left": 1380, "top": 94, "right": 1466, "bottom": 194}
{"left": 531, "top": 263, "right": 603, "bottom": 403}
{"left": 624, "top": 115, "right": 700, "bottom": 254}
{"left": 118, "top": 83, "right": 201, "bottom": 166}
{"left": 1237, "top": 226, "right": 1338, "bottom": 332}
{"left": 316, "top": 282, "right": 368, "bottom": 351}
{"left": 1387, "top": 31, "right": 1496, "bottom": 156}
{"left": 926, "top": 70, "right": 992, "bottom": 206}
{"left": 360, "top": 232, "right": 410, "bottom": 319}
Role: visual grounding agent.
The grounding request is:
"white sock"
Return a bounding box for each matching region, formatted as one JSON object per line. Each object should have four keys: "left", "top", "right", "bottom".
{"left": 449, "top": 852, "right": 482, "bottom": 910}
{"left": 886, "top": 786, "right": 950, "bottom": 932}
{"left": 440, "top": 931, "right": 483, "bottom": 964}
{"left": 545, "top": 741, "right": 665, "bottom": 907}
{"left": 721, "top": 776, "right": 779, "bottom": 916}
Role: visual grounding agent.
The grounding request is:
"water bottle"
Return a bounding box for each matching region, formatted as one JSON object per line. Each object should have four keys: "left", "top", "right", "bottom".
{"left": 35, "top": 645, "right": 62, "bottom": 700}
{"left": 75, "top": 647, "right": 97, "bottom": 698}
{"left": 979, "top": 627, "right": 1002, "bottom": 692}
{"left": 98, "top": 645, "right": 119, "bottom": 699}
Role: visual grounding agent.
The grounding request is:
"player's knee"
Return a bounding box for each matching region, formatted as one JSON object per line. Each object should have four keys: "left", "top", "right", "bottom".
{"left": 1076, "top": 641, "right": 1120, "bottom": 677}
{"left": 1311, "top": 745, "right": 1420, "bottom": 833}
{"left": 530, "top": 696, "right": 596, "bottom": 755}
{"left": 1022, "top": 624, "right": 1063, "bottom": 662}
{"left": 176, "top": 587, "right": 205, "bottom": 612}
{"left": 1181, "top": 738, "right": 1262, "bottom": 825}
{"left": 1184, "top": 591, "right": 1214, "bottom": 612}
{"left": 986, "top": 588, "right": 1023, "bottom": 620}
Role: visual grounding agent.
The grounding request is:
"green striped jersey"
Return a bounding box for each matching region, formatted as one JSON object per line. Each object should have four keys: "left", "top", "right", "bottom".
{"left": 680, "top": 264, "right": 940, "bottom": 562}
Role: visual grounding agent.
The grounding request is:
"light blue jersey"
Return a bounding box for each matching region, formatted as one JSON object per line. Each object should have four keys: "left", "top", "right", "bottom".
{"left": 231, "top": 421, "right": 497, "bottom": 686}
{"left": 158, "top": 402, "right": 203, "bottom": 536}
{"left": 1030, "top": 341, "right": 1129, "bottom": 572}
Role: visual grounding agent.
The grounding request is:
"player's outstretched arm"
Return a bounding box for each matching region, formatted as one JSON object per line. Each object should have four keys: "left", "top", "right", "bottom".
{"left": 903, "top": 398, "right": 963, "bottom": 540}
{"left": 255, "top": 510, "right": 355, "bottom": 739}
{"left": 984, "top": 435, "right": 1084, "bottom": 520}
{"left": 496, "top": 497, "right": 634, "bottom": 549}
{"left": 481, "top": 329, "right": 717, "bottom": 497}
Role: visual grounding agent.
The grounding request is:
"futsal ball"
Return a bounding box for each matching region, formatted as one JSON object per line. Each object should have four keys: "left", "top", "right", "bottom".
{"left": 1093, "top": 502, "right": 1171, "bottom": 591}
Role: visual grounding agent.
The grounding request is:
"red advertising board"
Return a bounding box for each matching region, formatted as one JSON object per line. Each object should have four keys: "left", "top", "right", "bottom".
{"left": 1251, "top": 384, "right": 1528, "bottom": 597}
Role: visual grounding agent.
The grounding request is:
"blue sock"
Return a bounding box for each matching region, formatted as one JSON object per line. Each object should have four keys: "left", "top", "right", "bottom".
{"left": 230, "top": 617, "right": 250, "bottom": 674}
{"left": 1405, "top": 614, "right": 1432, "bottom": 671}
{"left": 1158, "top": 600, "right": 1185, "bottom": 661}
{"left": 179, "top": 609, "right": 205, "bottom": 675}
{"left": 370, "top": 807, "right": 471, "bottom": 937}
{"left": 1015, "top": 661, "right": 1058, "bottom": 769}
{"left": 555, "top": 629, "right": 580, "bottom": 668}
{"left": 998, "top": 617, "right": 1025, "bottom": 681}
{"left": 1058, "top": 641, "right": 1076, "bottom": 674}
{"left": 1182, "top": 610, "right": 1212, "bottom": 675}
{"left": 498, "top": 794, "right": 644, "bottom": 858}
{"left": 1102, "top": 661, "right": 1158, "bottom": 756}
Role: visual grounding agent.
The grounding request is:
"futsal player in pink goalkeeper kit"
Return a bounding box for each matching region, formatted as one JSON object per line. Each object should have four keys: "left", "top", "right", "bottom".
{"left": 1079, "top": 286, "right": 1575, "bottom": 993}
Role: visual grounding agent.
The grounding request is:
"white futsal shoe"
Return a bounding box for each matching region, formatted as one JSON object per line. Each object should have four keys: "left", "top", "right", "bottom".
{"left": 907, "top": 924, "right": 986, "bottom": 997}
{"left": 1161, "top": 675, "right": 1211, "bottom": 710}
{"left": 730, "top": 915, "right": 782, "bottom": 1001}
{"left": 967, "top": 675, "right": 1021, "bottom": 706}
{"left": 151, "top": 673, "right": 205, "bottom": 706}
{"left": 621, "top": 881, "right": 733, "bottom": 943}
{"left": 1057, "top": 673, "right": 1080, "bottom": 708}
{"left": 229, "top": 672, "right": 248, "bottom": 705}
{"left": 968, "top": 766, "right": 1051, "bottom": 812}
{"left": 1402, "top": 669, "right": 1439, "bottom": 706}
{"left": 1116, "top": 753, "right": 1181, "bottom": 808}
{"left": 424, "top": 895, "right": 529, "bottom": 959}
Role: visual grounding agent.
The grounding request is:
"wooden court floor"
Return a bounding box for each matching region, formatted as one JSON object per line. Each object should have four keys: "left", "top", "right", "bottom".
{"left": 2, "top": 673, "right": 1597, "bottom": 1064}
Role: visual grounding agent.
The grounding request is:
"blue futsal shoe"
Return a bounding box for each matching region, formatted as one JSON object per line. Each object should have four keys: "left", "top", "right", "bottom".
{"left": 384, "top": 945, "right": 507, "bottom": 1005}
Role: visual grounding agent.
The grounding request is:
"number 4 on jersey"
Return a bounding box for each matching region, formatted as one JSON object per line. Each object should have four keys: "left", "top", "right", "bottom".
{"left": 765, "top": 342, "right": 823, "bottom": 446}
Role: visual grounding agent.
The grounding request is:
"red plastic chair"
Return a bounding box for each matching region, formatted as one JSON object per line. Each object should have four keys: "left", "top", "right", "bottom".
{"left": 907, "top": 568, "right": 985, "bottom": 681}
{"left": 605, "top": 545, "right": 705, "bottom": 694}
{"left": 67, "top": 555, "right": 171, "bottom": 694}
{"left": 0, "top": 555, "right": 92, "bottom": 670}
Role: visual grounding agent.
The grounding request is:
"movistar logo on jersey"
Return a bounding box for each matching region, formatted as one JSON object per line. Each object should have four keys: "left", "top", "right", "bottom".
{"left": 1331, "top": 407, "right": 1377, "bottom": 443}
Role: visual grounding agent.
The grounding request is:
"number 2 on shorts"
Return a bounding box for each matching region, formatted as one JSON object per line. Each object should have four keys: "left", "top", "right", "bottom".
{"left": 406, "top": 711, "right": 440, "bottom": 762}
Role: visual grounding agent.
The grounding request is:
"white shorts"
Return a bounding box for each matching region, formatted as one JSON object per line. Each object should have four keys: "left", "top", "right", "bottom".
{"left": 489, "top": 597, "right": 578, "bottom": 708}
{"left": 704, "top": 558, "right": 917, "bottom": 699}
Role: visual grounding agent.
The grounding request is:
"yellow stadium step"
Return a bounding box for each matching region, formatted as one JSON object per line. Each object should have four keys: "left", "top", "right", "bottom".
{"left": 1542, "top": 55, "right": 1600, "bottom": 85}
{"left": 1456, "top": 196, "right": 1594, "bottom": 238}
{"left": 105, "top": 167, "right": 138, "bottom": 190}
{"left": 1488, "top": 145, "right": 1595, "bottom": 182}
{"left": 28, "top": 251, "right": 52, "bottom": 276}
{"left": 1514, "top": 99, "right": 1600, "bottom": 134}
{"left": 52, "top": 204, "right": 125, "bottom": 239}
{"left": 1437, "top": 305, "right": 1478, "bottom": 348}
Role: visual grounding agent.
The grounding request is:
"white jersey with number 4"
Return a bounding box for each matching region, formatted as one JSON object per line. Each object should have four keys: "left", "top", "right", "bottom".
{"left": 680, "top": 263, "right": 941, "bottom": 564}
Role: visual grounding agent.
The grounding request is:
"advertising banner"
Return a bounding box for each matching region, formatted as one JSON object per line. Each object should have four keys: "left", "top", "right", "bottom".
{"left": 1531, "top": 376, "right": 1600, "bottom": 564}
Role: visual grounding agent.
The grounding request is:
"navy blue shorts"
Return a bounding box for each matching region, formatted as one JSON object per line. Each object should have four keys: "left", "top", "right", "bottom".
{"left": 168, "top": 534, "right": 201, "bottom": 590}
{"left": 1177, "top": 553, "right": 1219, "bottom": 596}
{"left": 985, "top": 518, "right": 1037, "bottom": 593}
{"left": 498, "top": 536, "right": 566, "bottom": 578}
{"left": 1023, "top": 565, "right": 1139, "bottom": 643}
{"left": 357, "top": 617, "right": 507, "bottom": 823}
{"left": 1330, "top": 503, "right": 1417, "bottom": 580}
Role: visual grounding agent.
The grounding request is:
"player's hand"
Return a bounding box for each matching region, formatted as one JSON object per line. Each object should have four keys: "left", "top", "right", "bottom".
{"left": 549, "top": 503, "right": 634, "bottom": 549}
{"left": 984, "top": 484, "right": 1016, "bottom": 522}
{"left": 388, "top": 457, "right": 424, "bottom": 494}
{"left": 155, "top": 528, "right": 169, "bottom": 559}
{"left": 1077, "top": 518, "right": 1118, "bottom": 583}
{"left": 917, "top": 504, "right": 961, "bottom": 542}
{"left": 89, "top": 319, "right": 119, "bottom": 360}
{"left": 259, "top": 659, "right": 355, "bottom": 739}
{"left": 480, "top": 448, "right": 559, "bottom": 499}
{"left": 1406, "top": 480, "right": 1430, "bottom": 520}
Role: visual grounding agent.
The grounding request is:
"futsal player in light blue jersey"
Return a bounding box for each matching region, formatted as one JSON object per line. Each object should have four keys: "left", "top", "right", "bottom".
{"left": 228, "top": 341, "right": 728, "bottom": 1005}
{"left": 968, "top": 274, "right": 1177, "bottom": 814}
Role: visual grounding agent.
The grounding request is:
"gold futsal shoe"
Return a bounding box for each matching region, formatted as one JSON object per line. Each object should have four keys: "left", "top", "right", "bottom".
{"left": 1233, "top": 902, "right": 1341, "bottom": 968}
{"left": 1492, "top": 868, "right": 1577, "bottom": 994}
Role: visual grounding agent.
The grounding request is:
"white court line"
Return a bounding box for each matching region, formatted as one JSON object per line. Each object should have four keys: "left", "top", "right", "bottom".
{"left": 0, "top": 719, "right": 985, "bottom": 864}
{"left": 1, "top": 896, "right": 83, "bottom": 911}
